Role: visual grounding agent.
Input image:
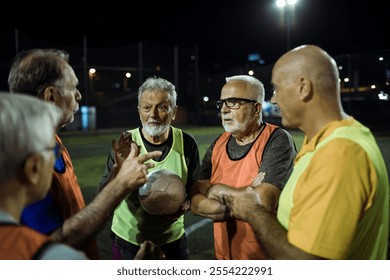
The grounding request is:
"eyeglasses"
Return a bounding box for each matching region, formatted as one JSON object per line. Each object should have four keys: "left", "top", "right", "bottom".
{"left": 216, "top": 97, "right": 258, "bottom": 110}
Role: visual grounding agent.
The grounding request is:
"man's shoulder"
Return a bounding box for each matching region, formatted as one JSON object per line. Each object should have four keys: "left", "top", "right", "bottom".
{"left": 175, "top": 127, "right": 197, "bottom": 142}
{"left": 264, "top": 123, "right": 293, "bottom": 139}
{"left": 265, "top": 125, "right": 296, "bottom": 152}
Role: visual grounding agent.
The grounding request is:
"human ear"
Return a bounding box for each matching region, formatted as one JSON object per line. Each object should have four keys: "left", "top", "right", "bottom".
{"left": 298, "top": 77, "right": 313, "bottom": 102}
{"left": 23, "top": 154, "right": 44, "bottom": 186}
{"left": 254, "top": 102, "right": 261, "bottom": 116}
{"left": 43, "top": 86, "right": 56, "bottom": 104}
{"left": 171, "top": 106, "right": 178, "bottom": 121}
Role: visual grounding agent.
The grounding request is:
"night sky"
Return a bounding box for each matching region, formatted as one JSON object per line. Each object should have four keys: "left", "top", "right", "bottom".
{"left": 2, "top": 0, "right": 389, "bottom": 66}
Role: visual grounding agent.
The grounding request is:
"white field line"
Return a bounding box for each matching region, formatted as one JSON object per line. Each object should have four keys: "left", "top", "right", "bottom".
{"left": 185, "top": 218, "right": 212, "bottom": 236}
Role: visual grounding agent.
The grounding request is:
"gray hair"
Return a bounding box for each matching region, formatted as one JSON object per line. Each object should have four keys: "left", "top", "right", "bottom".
{"left": 137, "top": 77, "right": 177, "bottom": 107}
{"left": 8, "top": 48, "right": 69, "bottom": 97}
{"left": 225, "top": 75, "right": 265, "bottom": 106}
{"left": 0, "top": 92, "right": 62, "bottom": 183}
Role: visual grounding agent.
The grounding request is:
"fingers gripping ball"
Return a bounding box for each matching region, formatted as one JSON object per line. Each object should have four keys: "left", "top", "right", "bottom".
{"left": 138, "top": 169, "right": 186, "bottom": 215}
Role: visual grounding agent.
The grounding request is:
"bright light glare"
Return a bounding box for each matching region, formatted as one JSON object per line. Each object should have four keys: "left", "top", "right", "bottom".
{"left": 276, "top": 0, "right": 286, "bottom": 8}
{"left": 89, "top": 68, "right": 96, "bottom": 78}
{"left": 125, "top": 72, "right": 131, "bottom": 78}
{"left": 248, "top": 70, "right": 254, "bottom": 76}
{"left": 378, "top": 91, "right": 389, "bottom": 101}
{"left": 203, "top": 96, "right": 209, "bottom": 102}
{"left": 287, "top": 0, "right": 297, "bottom": 5}
{"left": 276, "top": 0, "right": 297, "bottom": 8}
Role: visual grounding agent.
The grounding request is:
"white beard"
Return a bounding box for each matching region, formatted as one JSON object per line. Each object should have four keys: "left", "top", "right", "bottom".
{"left": 143, "top": 123, "right": 170, "bottom": 137}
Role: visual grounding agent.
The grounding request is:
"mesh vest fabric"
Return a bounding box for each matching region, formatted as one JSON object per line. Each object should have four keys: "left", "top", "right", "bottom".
{"left": 277, "top": 118, "right": 389, "bottom": 259}
{"left": 211, "top": 123, "right": 278, "bottom": 259}
{"left": 111, "top": 127, "right": 188, "bottom": 246}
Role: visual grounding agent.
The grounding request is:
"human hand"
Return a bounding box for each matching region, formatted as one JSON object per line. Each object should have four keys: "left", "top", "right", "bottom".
{"left": 251, "top": 171, "right": 266, "bottom": 187}
{"left": 115, "top": 143, "right": 162, "bottom": 192}
{"left": 112, "top": 131, "right": 140, "bottom": 168}
{"left": 133, "top": 240, "right": 166, "bottom": 260}
{"left": 161, "top": 199, "right": 190, "bottom": 221}
{"left": 222, "top": 186, "right": 263, "bottom": 221}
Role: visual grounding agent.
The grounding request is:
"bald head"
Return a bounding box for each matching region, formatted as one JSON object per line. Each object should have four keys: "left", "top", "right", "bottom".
{"left": 274, "top": 45, "right": 340, "bottom": 101}
{"left": 271, "top": 45, "right": 346, "bottom": 136}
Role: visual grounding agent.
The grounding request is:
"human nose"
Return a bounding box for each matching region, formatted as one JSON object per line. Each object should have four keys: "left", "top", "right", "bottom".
{"left": 75, "top": 90, "right": 82, "bottom": 102}
{"left": 149, "top": 105, "right": 159, "bottom": 117}
{"left": 270, "top": 91, "right": 277, "bottom": 104}
{"left": 220, "top": 104, "right": 231, "bottom": 115}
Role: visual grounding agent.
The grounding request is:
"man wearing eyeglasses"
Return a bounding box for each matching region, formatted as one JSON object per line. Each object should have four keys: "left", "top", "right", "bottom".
{"left": 190, "top": 75, "right": 297, "bottom": 260}
{"left": 220, "top": 45, "right": 389, "bottom": 260}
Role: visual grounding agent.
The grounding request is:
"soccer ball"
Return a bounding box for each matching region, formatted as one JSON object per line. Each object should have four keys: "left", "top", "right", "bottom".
{"left": 138, "top": 169, "right": 186, "bottom": 215}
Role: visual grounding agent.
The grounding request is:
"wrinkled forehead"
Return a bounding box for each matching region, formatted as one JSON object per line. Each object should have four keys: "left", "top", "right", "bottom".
{"left": 221, "top": 80, "right": 257, "bottom": 99}
{"left": 140, "top": 89, "right": 171, "bottom": 103}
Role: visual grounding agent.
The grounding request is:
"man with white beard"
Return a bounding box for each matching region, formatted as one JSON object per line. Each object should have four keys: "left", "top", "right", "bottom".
{"left": 190, "top": 75, "right": 296, "bottom": 260}
{"left": 98, "top": 76, "right": 200, "bottom": 260}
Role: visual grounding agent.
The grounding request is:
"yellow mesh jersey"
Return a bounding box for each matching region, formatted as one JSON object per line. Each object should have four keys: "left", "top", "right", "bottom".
{"left": 278, "top": 118, "right": 389, "bottom": 259}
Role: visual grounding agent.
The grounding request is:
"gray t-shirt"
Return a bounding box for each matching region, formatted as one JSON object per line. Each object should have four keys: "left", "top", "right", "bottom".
{"left": 197, "top": 125, "right": 297, "bottom": 190}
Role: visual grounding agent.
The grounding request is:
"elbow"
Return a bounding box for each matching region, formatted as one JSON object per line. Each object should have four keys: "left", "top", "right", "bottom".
{"left": 190, "top": 196, "right": 201, "bottom": 215}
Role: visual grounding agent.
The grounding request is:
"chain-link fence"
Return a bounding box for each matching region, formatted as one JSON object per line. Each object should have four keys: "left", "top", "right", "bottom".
{"left": 1, "top": 30, "right": 389, "bottom": 130}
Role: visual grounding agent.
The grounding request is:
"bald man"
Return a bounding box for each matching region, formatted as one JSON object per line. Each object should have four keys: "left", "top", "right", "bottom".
{"left": 220, "top": 45, "right": 389, "bottom": 260}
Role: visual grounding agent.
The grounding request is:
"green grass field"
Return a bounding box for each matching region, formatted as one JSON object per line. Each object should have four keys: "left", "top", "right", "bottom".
{"left": 60, "top": 126, "right": 389, "bottom": 259}
{"left": 60, "top": 126, "right": 305, "bottom": 188}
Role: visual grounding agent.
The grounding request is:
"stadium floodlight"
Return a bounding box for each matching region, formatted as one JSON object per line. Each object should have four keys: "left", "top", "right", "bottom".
{"left": 275, "top": 0, "right": 298, "bottom": 50}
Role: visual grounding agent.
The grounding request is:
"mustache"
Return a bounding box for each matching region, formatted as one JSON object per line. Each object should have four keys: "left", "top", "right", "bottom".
{"left": 147, "top": 119, "right": 161, "bottom": 124}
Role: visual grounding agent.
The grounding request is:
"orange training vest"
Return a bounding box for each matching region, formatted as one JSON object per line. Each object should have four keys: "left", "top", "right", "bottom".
{"left": 0, "top": 224, "right": 49, "bottom": 260}
{"left": 50, "top": 134, "right": 99, "bottom": 259}
{"left": 211, "top": 123, "right": 278, "bottom": 259}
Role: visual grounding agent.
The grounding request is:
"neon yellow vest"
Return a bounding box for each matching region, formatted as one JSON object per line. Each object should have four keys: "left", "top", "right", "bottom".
{"left": 111, "top": 127, "right": 188, "bottom": 246}
{"left": 277, "top": 121, "right": 389, "bottom": 259}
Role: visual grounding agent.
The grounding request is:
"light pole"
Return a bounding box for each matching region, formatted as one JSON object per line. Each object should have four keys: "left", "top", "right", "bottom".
{"left": 88, "top": 68, "right": 96, "bottom": 100}
{"left": 276, "top": 0, "right": 297, "bottom": 51}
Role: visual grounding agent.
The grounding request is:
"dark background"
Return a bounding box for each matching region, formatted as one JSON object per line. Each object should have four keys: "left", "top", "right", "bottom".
{"left": 2, "top": 0, "right": 389, "bottom": 65}
{"left": 2, "top": 0, "right": 389, "bottom": 64}
{"left": 1, "top": 0, "right": 389, "bottom": 129}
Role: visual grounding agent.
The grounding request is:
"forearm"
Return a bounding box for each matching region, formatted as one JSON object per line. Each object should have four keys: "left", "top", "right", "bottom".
{"left": 252, "top": 183, "right": 281, "bottom": 213}
{"left": 50, "top": 177, "right": 129, "bottom": 249}
{"left": 207, "top": 184, "right": 237, "bottom": 204}
{"left": 243, "top": 205, "right": 320, "bottom": 260}
{"left": 52, "top": 144, "right": 161, "bottom": 249}
{"left": 96, "top": 164, "right": 119, "bottom": 194}
{"left": 190, "top": 181, "right": 233, "bottom": 221}
{"left": 191, "top": 192, "right": 231, "bottom": 221}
